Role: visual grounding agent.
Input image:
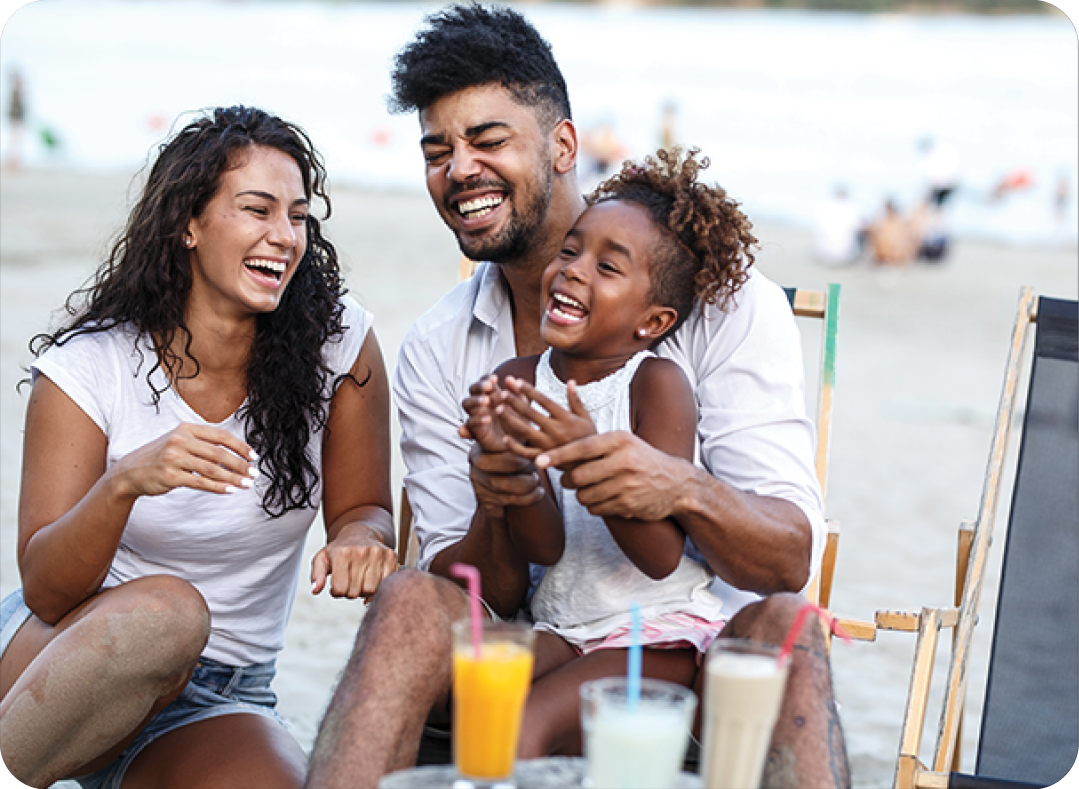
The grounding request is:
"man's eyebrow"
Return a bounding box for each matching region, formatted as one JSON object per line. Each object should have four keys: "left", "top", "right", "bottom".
{"left": 420, "top": 121, "right": 511, "bottom": 148}
{"left": 464, "top": 121, "right": 510, "bottom": 137}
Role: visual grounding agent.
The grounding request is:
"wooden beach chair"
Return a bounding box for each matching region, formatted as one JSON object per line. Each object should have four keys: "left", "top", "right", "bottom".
{"left": 397, "top": 275, "right": 844, "bottom": 611}
{"left": 833, "top": 289, "right": 1077, "bottom": 788}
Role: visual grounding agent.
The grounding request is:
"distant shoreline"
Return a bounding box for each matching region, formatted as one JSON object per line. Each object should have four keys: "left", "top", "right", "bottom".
{"left": 5, "top": 165, "right": 1073, "bottom": 253}
{"left": 558, "top": 0, "right": 1061, "bottom": 16}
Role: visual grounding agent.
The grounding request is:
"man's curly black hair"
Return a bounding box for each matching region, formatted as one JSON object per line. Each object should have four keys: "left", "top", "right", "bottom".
{"left": 389, "top": 3, "right": 571, "bottom": 130}
{"left": 591, "top": 147, "right": 757, "bottom": 342}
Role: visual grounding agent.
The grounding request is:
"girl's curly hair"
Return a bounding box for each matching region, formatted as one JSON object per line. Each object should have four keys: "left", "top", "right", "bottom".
{"left": 29, "top": 106, "right": 348, "bottom": 518}
{"left": 590, "top": 147, "right": 756, "bottom": 341}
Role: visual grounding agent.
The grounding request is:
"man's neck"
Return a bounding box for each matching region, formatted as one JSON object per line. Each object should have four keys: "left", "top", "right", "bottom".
{"left": 502, "top": 185, "right": 587, "bottom": 358}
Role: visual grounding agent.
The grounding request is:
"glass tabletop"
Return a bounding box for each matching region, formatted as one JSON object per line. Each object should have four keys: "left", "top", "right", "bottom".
{"left": 378, "top": 756, "right": 702, "bottom": 789}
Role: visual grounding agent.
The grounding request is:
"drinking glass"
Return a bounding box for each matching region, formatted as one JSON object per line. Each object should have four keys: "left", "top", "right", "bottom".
{"left": 700, "top": 639, "right": 790, "bottom": 789}
{"left": 579, "top": 676, "right": 697, "bottom": 789}
{"left": 452, "top": 619, "right": 535, "bottom": 789}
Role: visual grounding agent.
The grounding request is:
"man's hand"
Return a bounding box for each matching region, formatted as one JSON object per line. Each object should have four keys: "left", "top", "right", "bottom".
{"left": 468, "top": 441, "right": 545, "bottom": 517}
{"left": 459, "top": 373, "right": 546, "bottom": 517}
{"left": 536, "top": 430, "right": 689, "bottom": 522}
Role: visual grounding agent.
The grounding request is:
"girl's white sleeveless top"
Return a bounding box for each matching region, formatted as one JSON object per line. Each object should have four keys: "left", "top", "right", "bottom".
{"left": 529, "top": 349, "right": 725, "bottom": 649}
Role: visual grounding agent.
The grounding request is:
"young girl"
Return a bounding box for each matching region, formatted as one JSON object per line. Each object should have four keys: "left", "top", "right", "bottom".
{"left": 463, "top": 147, "right": 757, "bottom": 755}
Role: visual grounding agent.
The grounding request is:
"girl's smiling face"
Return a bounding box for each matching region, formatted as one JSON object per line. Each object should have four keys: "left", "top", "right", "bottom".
{"left": 541, "top": 199, "right": 676, "bottom": 376}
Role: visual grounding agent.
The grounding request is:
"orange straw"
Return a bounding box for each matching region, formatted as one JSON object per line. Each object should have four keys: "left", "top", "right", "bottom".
{"left": 450, "top": 562, "right": 483, "bottom": 658}
{"left": 777, "top": 602, "right": 853, "bottom": 667}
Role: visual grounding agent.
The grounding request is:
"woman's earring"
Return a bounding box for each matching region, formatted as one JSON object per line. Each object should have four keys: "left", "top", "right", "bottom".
{"left": 183, "top": 235, "right": 194, "bottom": 248}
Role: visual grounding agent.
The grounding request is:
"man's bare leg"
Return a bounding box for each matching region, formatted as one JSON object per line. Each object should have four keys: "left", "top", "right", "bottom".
{"left": 305, "top": 570, "right": 468, "bottom": 789}
{"left": 712, "top": 592, "right": 850, "bottom": 789}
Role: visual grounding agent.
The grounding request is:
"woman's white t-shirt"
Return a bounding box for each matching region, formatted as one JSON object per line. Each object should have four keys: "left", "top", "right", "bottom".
{"left": 31, "top": 295, "right": 373, "bottom": 666}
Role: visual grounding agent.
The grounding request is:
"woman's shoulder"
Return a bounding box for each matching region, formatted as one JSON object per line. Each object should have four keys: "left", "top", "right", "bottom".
{"left": 322, "top": 294, "right": 374, "bottom": 375}
{"left": 338, "top": 294, "right": 374, "bottom": 336}
{"left": 35, "top": 323, "right": 141, "bottom": 370}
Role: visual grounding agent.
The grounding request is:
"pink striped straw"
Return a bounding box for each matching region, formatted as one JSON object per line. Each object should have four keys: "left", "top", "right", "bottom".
{"left": 450, "top": 563, "right": 483, "bottom": 658}
{"left": 777, "top": 602, "right": 853, "bottom": 667}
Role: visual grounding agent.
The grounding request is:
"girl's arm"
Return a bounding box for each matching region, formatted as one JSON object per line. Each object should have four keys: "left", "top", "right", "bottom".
{"left": 18, "top": 375, "right": 258, "bottom": 625}
{"left": 314, "top": 330, "right": 397, "bottom": 599}
{"left": 499, "top": 358, "right": 696, "bottom": 580}
{"left": 467, "top": 357, "right": 565, "bottom": 567}
{"left": 601, "top": 357, "right": 696, "bottom": 579}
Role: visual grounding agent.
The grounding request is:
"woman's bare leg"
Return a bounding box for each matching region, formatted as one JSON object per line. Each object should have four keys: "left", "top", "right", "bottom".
{"left": 121, "top": 713, "right": 306, "bottom": 789}
{"left": 0, "top": 575, "right": 209, "bottom": 787}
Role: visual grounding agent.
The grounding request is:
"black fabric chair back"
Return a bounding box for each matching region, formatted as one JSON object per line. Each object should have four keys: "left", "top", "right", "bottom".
{"left": 975, "top": 297, "right": 1078, "bottom": 787}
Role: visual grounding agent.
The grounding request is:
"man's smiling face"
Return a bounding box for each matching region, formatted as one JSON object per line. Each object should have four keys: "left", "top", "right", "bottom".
{"left": 419, "top": 84, "right": 553, "bottom": 264}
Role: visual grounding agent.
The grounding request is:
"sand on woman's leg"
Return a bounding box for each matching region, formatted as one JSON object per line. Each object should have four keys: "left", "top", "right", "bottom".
{"left": 0, "top": 577, "right": 209, "bottom": 787}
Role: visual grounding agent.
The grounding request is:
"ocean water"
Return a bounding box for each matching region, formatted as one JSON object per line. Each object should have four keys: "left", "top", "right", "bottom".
{"left": 0, "top": 0, "right": 1076, "bottom": 246}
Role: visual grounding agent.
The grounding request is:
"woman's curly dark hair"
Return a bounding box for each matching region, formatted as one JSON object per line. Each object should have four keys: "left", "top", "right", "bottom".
{"left": 29, "top": 105, "right": 347, "bottom": 517}
{"left": 590, "top": 147, "right": 756, "bottom": 342}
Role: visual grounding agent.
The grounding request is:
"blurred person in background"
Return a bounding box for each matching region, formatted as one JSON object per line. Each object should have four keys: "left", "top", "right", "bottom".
{"left": 869, "top": 198, "right": 917, "bottom": 267}
{"left": 4, "top": 69, "right": 27, "bottom": 171}
{"left": 813, "top": 184, "right": 864, "bottom": 266}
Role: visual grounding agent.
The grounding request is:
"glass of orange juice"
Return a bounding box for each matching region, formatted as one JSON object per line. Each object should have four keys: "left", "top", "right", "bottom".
{"left": 452, "top": 619, "right": 535, "bottom": 788}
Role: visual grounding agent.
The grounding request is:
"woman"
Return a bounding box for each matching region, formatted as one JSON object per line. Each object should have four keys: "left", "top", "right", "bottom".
{"left": 0, "top": 106, "right": 396, "bottom": 788}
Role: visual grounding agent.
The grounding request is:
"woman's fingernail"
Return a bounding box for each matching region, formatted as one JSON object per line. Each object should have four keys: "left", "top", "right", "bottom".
{"left": 248, "top": 466, "right": 260, "bottom": 478}
{"left": 240, "top": 477, "right": 255, "bottom": 488}
{"left": 224, "top": 485, "right": 240, "bottom": 494}
{"left": 249, "top": 449, "right": 259, "bottom": 461}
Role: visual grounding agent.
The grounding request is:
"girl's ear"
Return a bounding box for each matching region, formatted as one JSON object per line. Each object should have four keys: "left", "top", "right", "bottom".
{"left": 551, "top": 118, "right": 578, "bottom": 175}
{"left": 636, "top": 305, "right": 678, "bottom": 343}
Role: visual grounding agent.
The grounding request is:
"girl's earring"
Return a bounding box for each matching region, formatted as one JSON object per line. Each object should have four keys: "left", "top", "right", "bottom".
{"left": 637, "top": 328, "right": 647, "bottom": 339}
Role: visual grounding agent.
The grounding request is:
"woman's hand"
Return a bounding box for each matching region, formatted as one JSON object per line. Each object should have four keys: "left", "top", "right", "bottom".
{"left": 497, "top": 377, "right": 597, "bottom": 460}
{"left": 110, "top": 422, "right": 258, "bottom": 499}
{"left": 311, "top": 518, "right": 398, "bottom": 600}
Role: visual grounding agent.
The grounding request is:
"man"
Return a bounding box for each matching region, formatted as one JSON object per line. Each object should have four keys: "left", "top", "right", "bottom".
{"left": 305, "top": 6, "right": 848, "bottom": 788}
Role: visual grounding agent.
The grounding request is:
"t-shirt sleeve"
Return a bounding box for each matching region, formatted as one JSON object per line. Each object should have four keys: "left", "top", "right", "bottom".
{"left": 31, "top": 332, "right": 124, "bottom": 436}
{"left": 324, "top": 295, "right": 374, "bottom": 378}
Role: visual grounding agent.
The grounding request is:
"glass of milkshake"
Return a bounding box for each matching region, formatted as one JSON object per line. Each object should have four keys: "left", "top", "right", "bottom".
{"left": 700, "top": 640, "right": 790, "bottom": 789}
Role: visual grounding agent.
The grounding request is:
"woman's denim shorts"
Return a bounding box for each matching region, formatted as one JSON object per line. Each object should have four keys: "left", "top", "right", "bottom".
{"left": 1, "top": 589, "right": 288, "bottom": 789}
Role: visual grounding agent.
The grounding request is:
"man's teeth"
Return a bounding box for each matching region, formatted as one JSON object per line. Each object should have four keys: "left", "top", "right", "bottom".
{"left": 457, "top": 195, "right": 504, "bottom": 219}
{"left": 246, "top": 258, "right": 286, "bottom": 276}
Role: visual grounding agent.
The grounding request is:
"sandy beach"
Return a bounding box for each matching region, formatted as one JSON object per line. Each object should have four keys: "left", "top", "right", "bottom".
{"left": 1, "top": 167, "right": 1075, "bottom": 788}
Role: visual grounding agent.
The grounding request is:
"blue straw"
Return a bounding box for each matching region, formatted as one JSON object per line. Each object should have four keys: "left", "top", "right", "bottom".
{"left": 627, "top": 602, "right": 642, "bottom": 711}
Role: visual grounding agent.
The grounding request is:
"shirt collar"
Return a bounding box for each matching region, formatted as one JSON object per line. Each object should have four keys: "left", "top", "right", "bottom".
{"left": 472, "top": 261, "right": 512, "bottom": 332}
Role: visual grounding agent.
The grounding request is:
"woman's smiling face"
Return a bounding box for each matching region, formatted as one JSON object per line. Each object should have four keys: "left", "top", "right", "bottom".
{"left": 185, "top": 145, "right": 309, "bottom": 320}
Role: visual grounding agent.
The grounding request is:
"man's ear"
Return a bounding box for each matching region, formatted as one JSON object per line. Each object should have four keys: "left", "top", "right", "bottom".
{"left": 636, "top": 305, "right": 678, "bottom": 343}
{"left": 552, "top": 118, "right": 578, "bottom": 175}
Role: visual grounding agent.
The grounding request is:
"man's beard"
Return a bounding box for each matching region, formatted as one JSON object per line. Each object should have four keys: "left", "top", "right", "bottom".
{"left": 455, "top": 166, "right": 553, "bottom": 264}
